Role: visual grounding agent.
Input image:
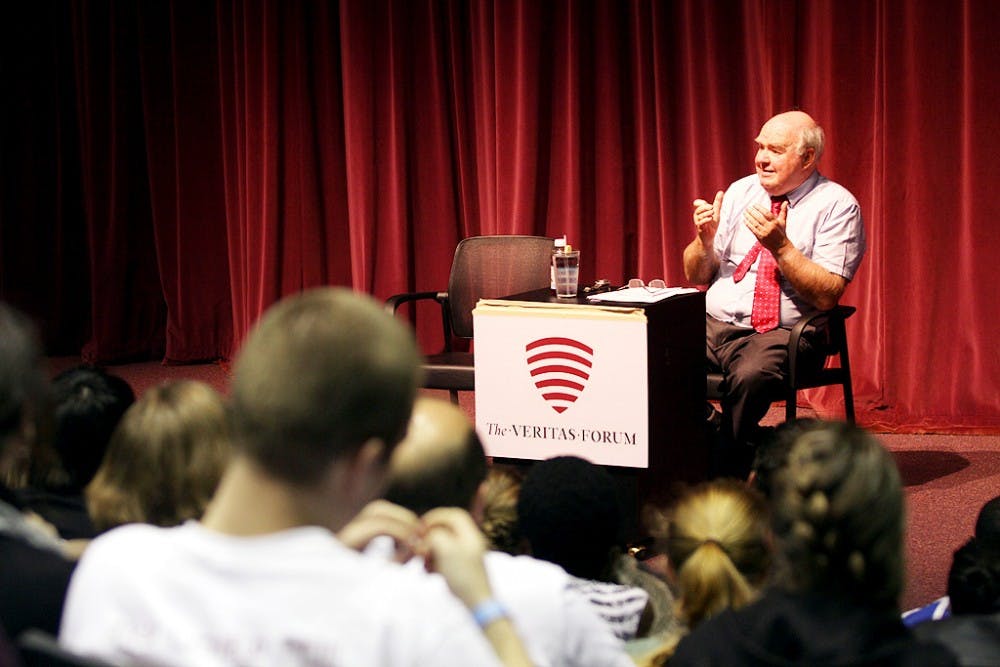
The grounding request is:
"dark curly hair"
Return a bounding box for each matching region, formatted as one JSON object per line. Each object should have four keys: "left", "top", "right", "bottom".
{"left": 947, "top": 537, "right": 1000, "bottom": 615}
{"left": 518, "top": 456, "right": 625, "bottom": 581}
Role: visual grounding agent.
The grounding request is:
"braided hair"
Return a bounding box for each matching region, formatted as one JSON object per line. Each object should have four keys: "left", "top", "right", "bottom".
{"left": 771, "top": 422, "right": 905, "bottom": 608}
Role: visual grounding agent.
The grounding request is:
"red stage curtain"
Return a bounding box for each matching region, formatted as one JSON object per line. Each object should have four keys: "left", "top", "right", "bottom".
{"left": 3, "top": 0, "right": 1000, "bottom": 431}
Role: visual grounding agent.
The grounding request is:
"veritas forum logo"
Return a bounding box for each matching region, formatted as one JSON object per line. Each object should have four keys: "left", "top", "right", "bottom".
{"left": 525, "top": 337, "right": 594, "bottom": 414}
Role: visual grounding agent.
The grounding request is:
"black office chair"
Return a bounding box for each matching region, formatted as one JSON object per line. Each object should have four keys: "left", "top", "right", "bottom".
{"left": 386, "top": 235, "right": 554, "bottom": 402}
{"left": 706, "top": 305, "right": 856, "bottom": 423}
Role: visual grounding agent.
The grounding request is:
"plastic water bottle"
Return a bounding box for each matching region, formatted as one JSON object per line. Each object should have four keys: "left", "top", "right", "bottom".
{"left": 550, "top": 235, "right": 567, "bottom": 291}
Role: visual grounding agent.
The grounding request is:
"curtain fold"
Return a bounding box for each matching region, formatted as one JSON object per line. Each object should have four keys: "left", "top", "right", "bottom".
{"left": 137, "top": 1, "right": 233, "bottom": 363}
{"left": 4, "top": 0, "right": 1000, "bottom": 431}
{"left": 71, "top": 0, "right": 166, "bottom": 363}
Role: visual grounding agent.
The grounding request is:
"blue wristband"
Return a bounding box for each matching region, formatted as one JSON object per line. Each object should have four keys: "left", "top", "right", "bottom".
{"left": 471, "top": 599, "right": 508, "bottom": 628}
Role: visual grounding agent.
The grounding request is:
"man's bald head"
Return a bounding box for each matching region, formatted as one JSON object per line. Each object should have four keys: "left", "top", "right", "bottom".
{"left": 763, "top": 110, "right": 824, "bottom": 161}
{"left": 382, "top": 397, "right": 487, "bottom": 515}
{"left": 754, "top": 110, "right": 824, "bottom": 196}
{"left": 766, "top": 110, "right": 816, "bottom": 129}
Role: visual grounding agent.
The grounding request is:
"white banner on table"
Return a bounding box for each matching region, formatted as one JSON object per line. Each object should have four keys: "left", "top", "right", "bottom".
{"left": 473, "top": 300, "right": 649, "bottom": 468}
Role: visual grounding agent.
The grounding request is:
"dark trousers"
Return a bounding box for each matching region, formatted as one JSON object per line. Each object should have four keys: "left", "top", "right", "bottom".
{"left": 706, "top": 314, "right": 825, "bottom": 447}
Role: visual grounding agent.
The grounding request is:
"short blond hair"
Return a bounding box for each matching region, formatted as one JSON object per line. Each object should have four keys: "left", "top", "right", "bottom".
{"left": 230, "top": 288, "right": 421, "bottom": 485}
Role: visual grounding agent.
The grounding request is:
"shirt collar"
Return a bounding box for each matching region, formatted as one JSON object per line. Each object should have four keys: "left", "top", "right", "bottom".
{"left": 784, "top": 170, "right": 821, "bottom": 208}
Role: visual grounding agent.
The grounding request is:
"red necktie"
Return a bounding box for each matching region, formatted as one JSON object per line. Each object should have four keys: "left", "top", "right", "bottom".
{"left": 732, "top": 196, "right": 786, "bottom": 333}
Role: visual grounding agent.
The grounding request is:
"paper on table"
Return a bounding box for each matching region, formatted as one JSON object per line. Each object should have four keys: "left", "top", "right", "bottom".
{"left": 586, "top": 286, "right": 699, "bottom": 304}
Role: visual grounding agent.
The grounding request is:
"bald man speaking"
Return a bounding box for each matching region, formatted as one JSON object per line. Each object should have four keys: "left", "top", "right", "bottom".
{"left": 683, "top": 111, "right": 866, "bottom": 473}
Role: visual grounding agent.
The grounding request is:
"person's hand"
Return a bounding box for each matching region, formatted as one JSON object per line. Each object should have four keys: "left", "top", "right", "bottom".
{"left": 744, "top": 200, "right": 789, "bottom": 253}
{"left": 420, "top": 507, "right": 492, "bottom": 609}
{"left": 337, "top": 500, "right": 422, "bottom": 563}
{"left": 692, "top": 190, "right": 724, "bottom": 245}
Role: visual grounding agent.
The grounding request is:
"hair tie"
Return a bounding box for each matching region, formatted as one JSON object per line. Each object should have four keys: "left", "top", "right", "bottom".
{"left": 701, "top": 538, "right": 726, "bottom": 552}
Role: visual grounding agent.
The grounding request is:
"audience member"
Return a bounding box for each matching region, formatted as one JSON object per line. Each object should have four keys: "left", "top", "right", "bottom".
{"left": 748, "top": 418, "right": 822, "bottom": 496}
{"left": 17, "top": 366, "right": 134, "bottom": 539}
{"left": 85, "top": 379, "right": 230, "bottom": 533}
{"left": 670, "top": 421, "right": 957, "bottom": 666}
{"left": 383, "top": 397, "right": 488, "bottom": 516}
{"left": 518, "top": 455, "right": 674, "bottom": 640}
{"left": 636, "top": 479, "right": 771, "bottom": 666}
{"left": 911, "top": 496, "right": 1000, "bottom": 664}
{"left": 903, "top": 493, "right": 1000, "bottom": 628}
{"left": 944, "top": 538, "right": 1000, "bottom": 617}
{"left": 0, "top": 302, "right": 76, "bottom": 638}
{"left": 518, "top": 456, "right": 623, "bottom": 580}
{"left": 59, "top": 288, "right": 531, "bottom": 666}
{"left": 382, "top": 397, "right": 633, "bottom": 667}
{"left": 478, "top": 466, "right": 524, "bottom": 555}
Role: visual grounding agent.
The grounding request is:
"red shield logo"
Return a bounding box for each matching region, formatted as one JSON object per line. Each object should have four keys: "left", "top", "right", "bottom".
{"left": 525, "top": 337, "right": 594, "bottom": 413}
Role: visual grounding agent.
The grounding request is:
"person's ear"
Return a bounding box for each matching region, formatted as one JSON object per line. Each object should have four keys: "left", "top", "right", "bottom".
{"left": 802, "top": 148, "right": 816, "bottom": 169}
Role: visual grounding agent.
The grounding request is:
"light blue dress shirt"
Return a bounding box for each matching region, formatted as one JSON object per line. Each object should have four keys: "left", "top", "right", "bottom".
{"left": 705, "top": 170, "right": 866, "bottom": 329}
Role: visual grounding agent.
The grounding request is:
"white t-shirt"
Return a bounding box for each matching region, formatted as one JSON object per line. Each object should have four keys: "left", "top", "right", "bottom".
{"left": 362, "top": 539, "right": 633, "bottom": 667}
{"left": 482, "top": 551, "right": 633, "bottom": 667}
{"left": 59, "top": 522, "right": 501, "bottom": 667}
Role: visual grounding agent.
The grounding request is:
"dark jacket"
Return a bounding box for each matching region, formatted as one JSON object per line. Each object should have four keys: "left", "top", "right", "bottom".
{"left": 670, "top": 590, "right": 958, "bottom": 667}
{"left": 0, "top": 484, "right": 76, "bottom": 638}
{"left": 913, "top": 613, "right": 1000, "bottom": 667}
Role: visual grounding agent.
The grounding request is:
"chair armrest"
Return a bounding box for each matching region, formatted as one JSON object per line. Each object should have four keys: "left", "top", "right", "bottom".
{"left": 787, "top": 305, "right": 855, "bottom": 381}
{"left": 385, "top": 290, "right": 457, "bottom": 352}
{"left": 385, "top": 291, "right": 447, "bottom": 314}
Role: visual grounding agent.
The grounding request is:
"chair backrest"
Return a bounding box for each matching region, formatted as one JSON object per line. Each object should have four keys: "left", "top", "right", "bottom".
{"left": 785, "top": 304, "right": 857, "bottom": 422}
{"left": 787, "top": 305, "right": 855, "bottom": 385}
{"left": 446, "top": 235, "right": 553, "bottom": 338}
